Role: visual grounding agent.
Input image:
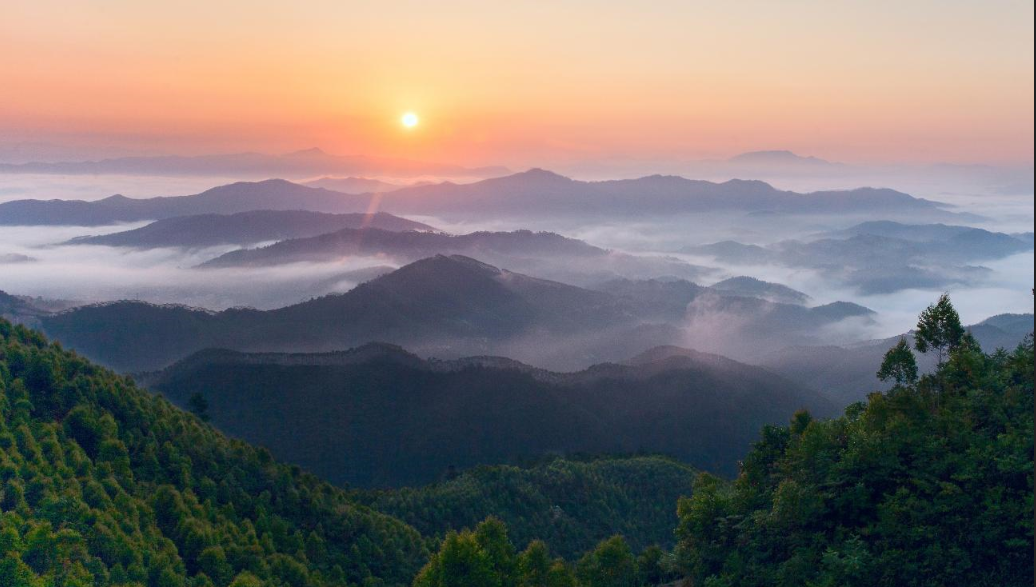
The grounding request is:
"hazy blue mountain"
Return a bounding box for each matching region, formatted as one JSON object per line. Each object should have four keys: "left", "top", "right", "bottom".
{"left": 302, "top": 176, "right": 407, "bottom": 193}
{"left": 39, "top": 255, "right": 635, "bottom": 371}
{"left": 688, "top": 223, "right": 1031, "bottom": 294}
{"left": 758, "top": 313, "right": 1034, "bottom": 403}
{"left": 709, "top": 276, "right": 810, "bottom": 305}
{"left": 200, "top": 228, "right": 606, "bottom": 267}
{"left": 363, "top": 168, "right": 954, "bottom": 218}
{"left": 595, "top": 277, "right": 872, "bottom": 331}
{"left": 40, "top": 255, "right": 872, "bottom": 372}
{"left": 727, "top": 150, "right": 836, "bottom": 166}
{"left": 142, "top": 342, "right": 834, "bottom": 486}
{"left": 0, "top": 179, "right": 365, "bottom": 225}
{"left": 0, "top": 170, "right": 962, "bottom": 226}
{"left": 67, "top": 209, "right": 434, "bottom": 247}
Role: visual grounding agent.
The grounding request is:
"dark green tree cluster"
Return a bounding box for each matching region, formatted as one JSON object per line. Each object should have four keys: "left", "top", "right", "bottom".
{"left": 0, "top": 319, "right": 429, "bottom": 587}
{"left": 675, "top": 296, "right": 1034, "bottom": 586}
{"left": 358, "top": 455, "right": 694, "bottom": 560}
{"left": 411, "top": 517, "right": 680, "bottom": 587}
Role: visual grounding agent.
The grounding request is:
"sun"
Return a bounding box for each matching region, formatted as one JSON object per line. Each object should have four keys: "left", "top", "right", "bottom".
{"left": 401, "top": 112, "right": 419, "bottom": 128}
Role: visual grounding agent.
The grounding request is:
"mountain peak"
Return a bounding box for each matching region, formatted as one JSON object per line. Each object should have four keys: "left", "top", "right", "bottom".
{"left": 728, "top": 150, "right": 830, "bottom": 165}
{"left": 513, "top": 168, "right": 572, "bottom": 182}
{"left": 285, "top": 147, "right": 329, "bottom": 157}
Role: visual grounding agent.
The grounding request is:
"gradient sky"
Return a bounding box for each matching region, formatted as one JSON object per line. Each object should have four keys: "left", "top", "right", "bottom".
{"left": 2, "top": 0, "right": 1033, "bottom": 167}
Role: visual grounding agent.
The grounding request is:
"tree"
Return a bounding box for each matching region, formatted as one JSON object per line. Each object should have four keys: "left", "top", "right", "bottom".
{"left": 413, "top": 529, "right": 499, "bottom": 587}
{"left": 518, "top": 541, "right": 551, "bottom": 586}
{"left": 575, "top": 536, "right": 636, "bottom": 587}
{"left": 914, "top": 294, "right": 965, "bottom": 363}
{"left": 877, "top": 337, "right": 918, "bottom": 385}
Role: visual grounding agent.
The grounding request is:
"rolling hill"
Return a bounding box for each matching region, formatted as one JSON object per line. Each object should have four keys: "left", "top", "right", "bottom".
{"left": 141, "top": 342, "right": 834, "bottom": 487}
{"left": 0, "top": 318, "right": 430, "bottom": 585}
{"left": 199, "top": 228, "right": 607, "bottom": 267}
{"left": 39, "top": 255, "right": 875, "bottom": 372}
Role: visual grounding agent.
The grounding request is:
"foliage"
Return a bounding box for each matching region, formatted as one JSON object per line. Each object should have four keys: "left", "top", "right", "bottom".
{"left": 0, "top": 318, "right": 429, "bottom": 587}
{"left": 675, "top": 297, "right": 1034, "bottom": 586}
{"left": 914, "top": 293, "right": 966, "bottom": 362}
{"left": 876, "top": 337, "right": 918, "bottom": 384}
{"left": 358, "top": 456, "right": 694, "bottom": 559}
{"left": 412, "top": 518, "right": 678, "bottom": 587}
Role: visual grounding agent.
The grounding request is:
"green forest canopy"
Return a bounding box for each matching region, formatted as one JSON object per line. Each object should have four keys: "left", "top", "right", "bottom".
{"left": 1, "top": 291, "right": 1033, "bottom": 586}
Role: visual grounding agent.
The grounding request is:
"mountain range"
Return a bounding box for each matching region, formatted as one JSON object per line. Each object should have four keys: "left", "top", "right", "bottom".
{"left": 67, "top": 210, "right": 434, "bottom": 248}
{"left": 687, "top": 221, "right": 1033, "bottom": 294}
{"left": 198, "top": 228, "right": 604, "bottom": 267}
{"left": 759, "top": 313, "right": 1034, "bottom": 402}
{"left": 38, "top": 255, "right": 875, "bottom": 372}
{"left": 141, "top": 341, "right": 834, "bottom": 486}
{"left": 0, "top": 171, "right": 965, "bottom": 226}
{"left": 301, "top": 175, "right": 412, "bottom": 193}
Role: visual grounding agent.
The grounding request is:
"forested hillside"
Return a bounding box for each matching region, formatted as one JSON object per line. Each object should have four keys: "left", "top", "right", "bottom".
{"left": 145, "top": 343, "right": 830, "bottom": 485}
{"left": 2, "top": 294, "right": 1032, "bottom": 587}
{"left": 357, "top": 456, "right": 694, "bottom": 560}
{"left": 675, "top": 299, "right": 1034, "bottom": 586}
{"left": 0, "top": 319, "right": 429, "bottom": 586}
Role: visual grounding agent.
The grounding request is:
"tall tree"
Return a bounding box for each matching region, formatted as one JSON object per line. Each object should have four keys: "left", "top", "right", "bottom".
{"left": 914, "top": 294, "right": 965, "bottom": 363}
{"left": 878, "top": 337, "right": 919, "bottom": 384}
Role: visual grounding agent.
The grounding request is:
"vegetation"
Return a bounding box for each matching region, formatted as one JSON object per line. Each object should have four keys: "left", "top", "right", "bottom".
{"left": 0, "top": 318, "right": 429, "bottom": 586}
{"left": 147, "top": 343, "right": 827, "bottom": 486}
{"left": 674, "top": 297, "right": 1034, "bottom": 586}
{"left": 411, "top": 518, "right": 680, "bottom": 587}
{"left": 358, "top": 456, "right": 694, "bottom": 560}
{"left": 2, "top": 292, "right": 1031, "bottom": 587}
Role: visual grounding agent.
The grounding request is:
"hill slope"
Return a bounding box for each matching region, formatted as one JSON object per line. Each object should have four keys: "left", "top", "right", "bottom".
{"left": 0, "top": 319, "right": 429, "bottom": 585}
{"left": 40, "top": 255, "right": 873, "bottom": 372}
{"left": 357, "top": 456, "right": 696, "bottom": 560}
{"left": 676, "top": 322, "right": 1034, "bottom": 585}
{"left": 141, "top": 342, "right": 833, "bottom": 486}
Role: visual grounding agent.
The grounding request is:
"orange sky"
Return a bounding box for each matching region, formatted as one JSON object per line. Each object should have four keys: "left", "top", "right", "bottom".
{"left": 1, "top": 1, "right": 1033, "bottom": 167}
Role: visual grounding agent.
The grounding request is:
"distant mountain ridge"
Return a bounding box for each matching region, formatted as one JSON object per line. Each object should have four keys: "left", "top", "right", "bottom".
{"left": 199, "top": 227, "right": 606, "bottom": 267}
{"left": 0, "top": 171, "right": 961, "bottom": 226}
{"left": 727, "top": 150, "right": 837, "bottom": 166}
{"left": 758, "top": 313, "right": 1035, "bottom": 403}
{"left": 0, "top": 179, "right": 362, "bottom": 225}
{"left": 687, "top": 221, "right": 1032, "bottom": 294}
{"left": 362, "top": 168, "right": 953, "bottom": 218}
{"left": 68, "top": 209, "right": 435, "bottom": 247}
{"left": 301, "top": 176, "right": 408, "bottom": 193}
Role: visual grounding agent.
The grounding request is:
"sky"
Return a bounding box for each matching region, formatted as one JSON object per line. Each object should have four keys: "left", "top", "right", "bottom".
{"left": 1, "top": 0, "right": 1033, "bottom": 168}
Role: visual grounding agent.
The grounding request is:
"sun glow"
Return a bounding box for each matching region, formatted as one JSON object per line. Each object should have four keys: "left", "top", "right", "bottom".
{"left": 401, "top": 112, "right": 419, "bottom": 128}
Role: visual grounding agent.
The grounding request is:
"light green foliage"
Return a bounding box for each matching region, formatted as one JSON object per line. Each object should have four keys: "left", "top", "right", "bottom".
{"left": 0, "top": 319, "right": 428, "bottom": 587}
